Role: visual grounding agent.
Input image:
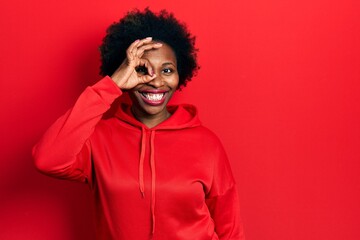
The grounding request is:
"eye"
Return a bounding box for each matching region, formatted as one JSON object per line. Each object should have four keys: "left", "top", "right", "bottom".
{"left": 135, "top": 66, "right": 148, "bottom": 75}
{"left": 162, "top": 68, "right": 174, "bottom": 75}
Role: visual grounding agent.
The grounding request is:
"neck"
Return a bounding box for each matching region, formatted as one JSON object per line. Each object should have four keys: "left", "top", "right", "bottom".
{"left": 131, "top": 107, "right": 171, "bottom": 128}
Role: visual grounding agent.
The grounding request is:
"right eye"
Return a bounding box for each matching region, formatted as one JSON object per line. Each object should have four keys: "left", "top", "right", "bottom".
{"left": 135, "top": 66, "right": 148, "bottom": 75}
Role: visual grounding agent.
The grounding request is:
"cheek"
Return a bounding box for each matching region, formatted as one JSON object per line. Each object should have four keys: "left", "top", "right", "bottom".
{"left": 169, "top": 75, "right": 179, "bottom": 88}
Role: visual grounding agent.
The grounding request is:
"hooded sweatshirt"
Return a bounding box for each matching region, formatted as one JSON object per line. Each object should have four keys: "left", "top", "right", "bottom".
{"left": 33, "top": 76, "right": 245, "bottom": 240}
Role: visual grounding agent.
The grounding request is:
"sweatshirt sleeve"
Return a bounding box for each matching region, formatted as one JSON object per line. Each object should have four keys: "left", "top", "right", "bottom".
{"left": 205, "top": 142, "right": 245, "bottom": 240}
{"left": 32, "top": 76, "right": 122, "bottom": 184}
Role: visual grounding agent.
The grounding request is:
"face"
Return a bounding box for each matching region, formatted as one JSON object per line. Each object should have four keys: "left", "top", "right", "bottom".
{"left": 129, "top": 43, "right": 179, "bottom": 120}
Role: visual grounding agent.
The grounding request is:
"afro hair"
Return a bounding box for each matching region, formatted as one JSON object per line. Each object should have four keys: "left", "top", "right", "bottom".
{"left": 99, "top": 8, "right": 199, "bottom": 88}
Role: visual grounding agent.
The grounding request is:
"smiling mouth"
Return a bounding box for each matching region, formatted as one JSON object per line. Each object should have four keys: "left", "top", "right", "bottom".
{"left": 139, "top": 91, "right": 167, "bottom": 106}
{"left": 140, "top": 92, "right": 165, "bottom": 101}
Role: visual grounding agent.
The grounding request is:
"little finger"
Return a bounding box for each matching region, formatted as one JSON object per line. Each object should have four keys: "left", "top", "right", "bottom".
{"left": 126, "top": 39, "right": 140, "bottom": 57}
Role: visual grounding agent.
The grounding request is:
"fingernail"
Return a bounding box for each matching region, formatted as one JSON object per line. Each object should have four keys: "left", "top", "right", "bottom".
{"left": 135, "top": 39, "right": 140, "bottom": 43}
{"left": 146, "top": 37, "right": 152, "bottom": 40}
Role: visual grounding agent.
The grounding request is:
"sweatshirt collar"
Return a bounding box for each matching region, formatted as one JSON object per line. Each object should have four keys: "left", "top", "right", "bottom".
{"left": 114, "top": 103, "right": 202, "bottom": 130}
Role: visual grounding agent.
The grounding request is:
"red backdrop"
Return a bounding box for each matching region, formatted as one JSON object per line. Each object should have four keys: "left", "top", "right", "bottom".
{"left": 1, "top": 0, "right": 359, "bottom": 239}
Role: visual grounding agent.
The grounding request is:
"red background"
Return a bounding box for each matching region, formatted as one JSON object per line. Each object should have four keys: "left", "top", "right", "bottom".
{"left": 1, "top": 0, "right": 359, "bottom": 239}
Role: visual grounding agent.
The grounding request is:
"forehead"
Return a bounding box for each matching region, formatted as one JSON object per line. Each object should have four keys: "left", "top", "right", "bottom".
{"left": 142, "top": 42, "right": 177, "bottom": 65}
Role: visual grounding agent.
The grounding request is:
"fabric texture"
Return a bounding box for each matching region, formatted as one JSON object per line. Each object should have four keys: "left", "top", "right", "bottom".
{"left": 33, "top": 76, "right": 245, "bottom": 240}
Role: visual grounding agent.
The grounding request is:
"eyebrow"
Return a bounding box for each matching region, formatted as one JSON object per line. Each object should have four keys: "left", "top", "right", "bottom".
{"left": 162, "top": 62, "right": 176, "bottom": 67}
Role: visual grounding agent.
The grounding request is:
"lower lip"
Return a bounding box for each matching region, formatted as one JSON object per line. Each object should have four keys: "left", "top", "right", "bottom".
{"left": 140, "top": 93, "right": 167, "bottom": 106}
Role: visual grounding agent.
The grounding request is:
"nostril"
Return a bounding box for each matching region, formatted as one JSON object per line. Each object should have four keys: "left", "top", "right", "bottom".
{"left": 148, "top": 77, "right": 165, "bottom": 87}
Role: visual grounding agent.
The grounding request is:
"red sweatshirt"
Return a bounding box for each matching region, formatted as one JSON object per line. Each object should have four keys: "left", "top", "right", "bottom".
{"left": 33, "top": 76, "right": 245, "bottom": 240}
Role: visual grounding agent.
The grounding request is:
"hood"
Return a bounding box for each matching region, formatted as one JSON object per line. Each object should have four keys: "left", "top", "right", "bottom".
{"left": 114, "top": 103, "right": 202, "bottom": 130}
{"left": 113, "top": 103, "right": 201, "bottom": 234}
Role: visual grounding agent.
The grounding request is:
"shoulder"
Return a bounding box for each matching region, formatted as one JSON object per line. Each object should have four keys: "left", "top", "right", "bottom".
{"left": 185, "top": 125, "right": 225, "bottom": 151}
{"left": 92, "top": 117, "right": 136, "bottom": 138}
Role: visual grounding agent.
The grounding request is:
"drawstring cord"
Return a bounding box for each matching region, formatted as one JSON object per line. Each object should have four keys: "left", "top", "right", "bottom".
{"left": 139, "top": 127, "right": 146, "bottom": 198}
{"left": 150, "top": 130, "right": 156, "bottom": 234}
{"left": 138, "top": 128, "right": 156, "bottom": 234}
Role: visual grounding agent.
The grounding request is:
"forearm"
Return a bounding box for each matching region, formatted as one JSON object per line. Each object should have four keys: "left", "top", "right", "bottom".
{"left": 206, "top": 185, "right": 245, "bottom": 240}
{"left": 32, "top": 76, "right": 121, "bottom": 181}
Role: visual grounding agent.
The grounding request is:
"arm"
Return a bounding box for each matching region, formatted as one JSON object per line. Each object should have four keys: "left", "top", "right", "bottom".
{"left": 32, "top": 76, "right": 122, "bottom": 183}
{"left": 33, "top": 37, "right": 163, "bottom": 183}
{"left": 205, "top": 143, "right": 245, "bottom": 240}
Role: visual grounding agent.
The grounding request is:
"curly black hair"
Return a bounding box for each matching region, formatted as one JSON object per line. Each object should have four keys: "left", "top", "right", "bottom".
{"left": 99, "top": 8, "right": 199, "bottom": 88}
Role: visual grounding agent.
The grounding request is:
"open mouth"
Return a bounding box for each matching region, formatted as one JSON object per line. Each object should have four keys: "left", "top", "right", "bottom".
{"left": 139, "top": 91, "right": 167, "bottom": 106}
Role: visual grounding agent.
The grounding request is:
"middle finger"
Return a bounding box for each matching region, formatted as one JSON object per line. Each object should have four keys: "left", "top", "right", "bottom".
{"left": 136, "top": 42, "right": 163, "bottom": 58}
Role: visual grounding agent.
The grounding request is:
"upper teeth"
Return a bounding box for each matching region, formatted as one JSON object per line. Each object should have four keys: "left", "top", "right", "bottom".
{"left": 142, "top": 93, "right": 165, "bottom": 101}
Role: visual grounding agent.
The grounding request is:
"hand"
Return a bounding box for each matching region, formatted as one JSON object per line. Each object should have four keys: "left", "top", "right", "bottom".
{"left": 110, "top": 37, "right": 163, "bottom": 90}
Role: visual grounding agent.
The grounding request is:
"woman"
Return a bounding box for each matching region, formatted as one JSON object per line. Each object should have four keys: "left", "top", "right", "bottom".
{"left": 33, "top": 8, "right": 244, "bottom": 240}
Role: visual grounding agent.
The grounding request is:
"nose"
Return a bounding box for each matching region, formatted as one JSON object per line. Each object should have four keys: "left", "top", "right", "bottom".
{"left": 147, "top": 74, "right": 165, "bottom": 88}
